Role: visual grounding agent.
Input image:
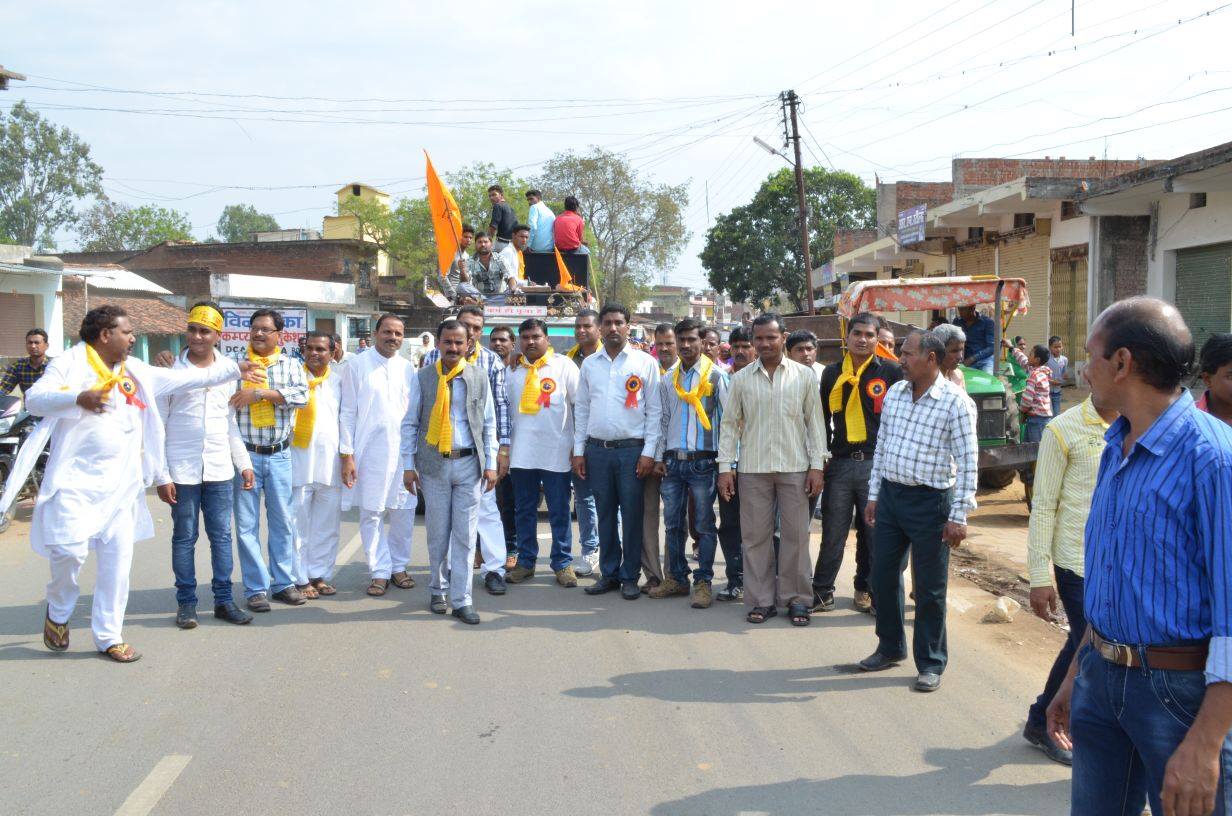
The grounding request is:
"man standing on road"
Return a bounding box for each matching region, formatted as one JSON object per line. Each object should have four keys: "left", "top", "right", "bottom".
{"left": 1, "top": 328, "right": 50, "bottom": 397}
{"left": 525, "top": 189, "right": 556, "bottom": 253}
{"left": 654, "top": 318, "right": 728, "bottom": 609}
{"left": 640, "top": 322, "right": 678, "bottom": 592}
{"left": 423, "top": 305, "right": 512, "bottom": 595}
{"left": 504, "top": 318, "right": 580, "bottom": 588}
{"left": 291, "top": 331, "right": 344, "bottom": 600}
{"left": 953, "top": 305, "right": 995, "bottom": 374}
{"left": 155, "top": 302, "right": 255, "bottom": 629}
{"left": 402, "top": 319, "right": 498, "bottom": 625}
{"left": 717, "top": 314, "right": 826, "bottom": 627}
{"left": 567, "top": 308, "right": 601, "bottom": 576}
{"left": 575, "top": 304, "right": 663, "bottom": 600}
{"left": 786, "top": 330, "right": 826, "bottom": 382}
{"left": 10, "top": 305, "right": 253, "bottom": 663}
{"left": 229, "top": 309, "right": 310, "bottom": 613}
{"left": 813, "top": 312, "right": 902, "bottom": 615}
{"left": 714, "top": 327, "right": 754, "bottom": 602}
{"left": 859, "top": 330, "right": 977, "bottom": 692}
{"left": 1047, "top": 298, "right": 1232, "bottom": 816}
{"left": 339, "top": 314, "right": 417, "bottom": 597}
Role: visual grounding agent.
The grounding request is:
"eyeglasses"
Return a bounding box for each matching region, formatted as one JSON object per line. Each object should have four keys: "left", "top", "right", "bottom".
{"left": 250, "top": 327, "right": 278, "bottom": 336}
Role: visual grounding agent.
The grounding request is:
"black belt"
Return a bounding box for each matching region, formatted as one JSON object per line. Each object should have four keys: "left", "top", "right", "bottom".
{"left": 440, "top": 447, "right": 476, "bottom": 460}
{"left": 836, "top": 450, "right": 872, "bottom": 461}
{"left": 245, "top": 439, "right": 290, "bottom": 455}
{"left": 586, "top": 437, "right": 644, "bottom": 449}
{"left": 665, "top": 450, "right": 717, "bottom": 461}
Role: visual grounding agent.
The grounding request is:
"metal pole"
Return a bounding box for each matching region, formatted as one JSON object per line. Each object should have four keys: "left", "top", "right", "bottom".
{"left": 785, "top": 90, "right": 815, "bottom": 316}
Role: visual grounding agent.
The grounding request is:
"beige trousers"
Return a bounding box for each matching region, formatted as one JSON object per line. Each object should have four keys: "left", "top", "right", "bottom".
{"left": 641, "top": 474, "right": 670, "bottom": 582}
{"left": 738, "top": 471, "right": 812, "bottom": 608}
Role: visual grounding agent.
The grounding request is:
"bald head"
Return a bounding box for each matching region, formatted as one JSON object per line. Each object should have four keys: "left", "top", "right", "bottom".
{"left": 1090, "top": 296, "right": 1194, "bottom": 391}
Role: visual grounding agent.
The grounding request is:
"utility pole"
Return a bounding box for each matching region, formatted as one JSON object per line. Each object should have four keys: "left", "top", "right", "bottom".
{"left": 783, "top": 90, "right": 815, "bottom": 315}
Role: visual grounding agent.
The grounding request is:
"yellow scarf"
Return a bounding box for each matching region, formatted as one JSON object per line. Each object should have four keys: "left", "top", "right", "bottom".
{"left": 517, "top": 249, "right": 525, "bottom": 280}
{"left": 518, "top": 349, "right": 554, "bottom": 414}
{"left": 673, "top": 356, "right": 715, "bottom": 431}
{"left": 292, "top": 365, "right": 330, "bottom": 449}
{"left": 467, "top": 345, "right": 480, "bottom": 364}
{"left": 425, "top": 358, "right": 467, "bottom": 454}
{"left": 828, "top": 352, "right": 874, "bottom": 444}
{"left": 244, "top": 346, "right": 279, "bottom": 428}
{"left": 85, "top": 343, "right": 125, "bottom": 397}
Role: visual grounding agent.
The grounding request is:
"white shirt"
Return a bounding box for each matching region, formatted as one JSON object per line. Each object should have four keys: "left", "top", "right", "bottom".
{"left": 505, "top": 352, "right": 579, "bottom": 472}
{"left": 156, "top": 350, "right": 252, "bottom": 486}
{"left": 400, "top": 367, "right": 499, "bottom": 472}
{"left": 572, "top": 343, "right": 664, "bottom": 458}
{"left": 338, "top": 348, "right": 414, "bottom": 512}
{"left": 811, "top": 361, "right": 827, "bottom": 382}
{"left": 291, "top": 365, "right": 342, "bottom": 488}
{"left": 496, "top": 243, "right": 524, "bottom": 288}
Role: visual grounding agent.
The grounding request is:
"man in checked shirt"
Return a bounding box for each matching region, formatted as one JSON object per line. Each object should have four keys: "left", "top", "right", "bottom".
{"left": 858, "top": 329, "right": 977, "bottom": 693}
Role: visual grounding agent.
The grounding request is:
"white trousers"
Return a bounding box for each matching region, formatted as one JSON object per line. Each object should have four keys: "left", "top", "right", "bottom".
{"left": 476, "top": 484, "right": 506, "bottom": 576}
{"left": 45, "top": 506, "right": 135, "bottom": 651}
{"left": 422, "top": 458, "right": 481, "bottom": 609}
{"left": 359, "top": 507, "right": 415, "bottom": 580}
{"left": 292, "top": 484, "right": 343, "bottom": 584}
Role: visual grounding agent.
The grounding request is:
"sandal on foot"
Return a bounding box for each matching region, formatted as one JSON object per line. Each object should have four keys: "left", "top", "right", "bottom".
{"left": 43, "top": 608, "right": 69, "bottom": 651}
{"left": 311, "top": 578, "right": 336, "bottom": 596}
{"left": 298, "top": 583, "right": 319, "bottom": 600}
{"left": 102, "top": 643, "right": 142, "bottom": 663}
{"left": 366, "top": 579, "right": 389, "bottom": 597}
{"left": 788, "top": 602, "right": 811, "bottom": 627}
{"left": 390, "top": 571, "right": 416, "bottom": 589}
{"left": 747, "top": 606, "right": 778, "bottom": 624}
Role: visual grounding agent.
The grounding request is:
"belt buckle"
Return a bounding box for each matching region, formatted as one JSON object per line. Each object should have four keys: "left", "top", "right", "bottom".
{"left": 1112, "top": 642, "right": 1135, "bottom": 666}
{"left": 850, "top": 451, "right": 865, "bottom": 461}
{"left": 673, "top": 450, "right": 688, "bottom": 461}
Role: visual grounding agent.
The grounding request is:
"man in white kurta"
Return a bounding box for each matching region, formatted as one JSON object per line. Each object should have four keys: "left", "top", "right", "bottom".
{"left": 339, "top": 315, "right": 418, "bottom": 595}
{"left": 292, "top": 332, "right": 344, "bottom": 597}
{"left": 4, "top": 306, "right": 244, "bottom": 662}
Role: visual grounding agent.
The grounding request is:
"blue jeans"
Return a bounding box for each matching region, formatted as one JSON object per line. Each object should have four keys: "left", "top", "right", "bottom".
{"left": 572, "top": 471, "right": 598, "bottom": 557}
{"left": 170, "top": 480, "right": 235, "bottom": 605}
{"left": 511, "top": 468, "right": 573, "bottom": 571}
{"left": 1024, "top": 414, "right": 1050, "bottom": 442}
{"left": 584, "top": 443, "right": 644, "bottom": 583}
{"left": 1071, "top": 641, "right": 1232, "bottom": 815}
{"left": 233, "top": 448, "right": 296, "bottom": 598}
{"left": 972, "top": 356, "right": 994, "bottom": 375}
{"left": 1027, "top": 566, "right": 1085, "bottom": 729}
{"left": 1051, "top": 390, "right": 1062, "bottom": 417}
{"left": 660, "top": 458, "right": 719, "bottom": 584}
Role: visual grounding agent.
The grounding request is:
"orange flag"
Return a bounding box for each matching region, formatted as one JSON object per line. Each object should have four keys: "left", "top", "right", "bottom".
{"left": 425, "top": 151, "right": 463, "bottom": 279}
{"left": 554, "top": 247, "right": 580, "bottom": 291}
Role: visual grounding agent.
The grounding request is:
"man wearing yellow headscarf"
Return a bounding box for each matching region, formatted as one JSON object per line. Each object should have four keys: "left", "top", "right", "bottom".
{"left": 812, "top": 312, "right": 902, "bottom": 615}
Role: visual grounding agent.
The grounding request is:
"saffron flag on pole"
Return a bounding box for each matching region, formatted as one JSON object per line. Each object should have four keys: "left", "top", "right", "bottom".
{"left": 425, "top": 151, "right": 463, "bottom": 279}
{"left": 554, "top": 247, "right": 581, "bottom": 291}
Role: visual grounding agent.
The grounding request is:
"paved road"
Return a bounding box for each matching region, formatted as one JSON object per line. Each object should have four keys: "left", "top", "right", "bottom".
{"left": 0, "top": 493, "right": 1070, "bottom": 815}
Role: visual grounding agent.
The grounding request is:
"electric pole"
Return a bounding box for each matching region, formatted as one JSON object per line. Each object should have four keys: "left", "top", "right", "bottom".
{"left": 782, "top": 90, "right": 815, "bottom": 316}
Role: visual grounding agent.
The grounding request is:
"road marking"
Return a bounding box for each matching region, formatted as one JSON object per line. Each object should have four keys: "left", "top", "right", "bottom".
{"left": 336, "top": 530, "right": 362, "bottom": 565}
{"left": 114, "top": 754, "right": 191, "bottom": 816}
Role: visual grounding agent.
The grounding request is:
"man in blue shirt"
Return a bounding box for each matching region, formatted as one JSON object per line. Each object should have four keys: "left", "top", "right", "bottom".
{"left": 524, "top": 189, "right": 556, "bottom": 253}
{"left": 1047, "top": 297, "right": 1232, "bottom": 816}
{"left": 953, "top": 305, "right": 995, "bottom": 374}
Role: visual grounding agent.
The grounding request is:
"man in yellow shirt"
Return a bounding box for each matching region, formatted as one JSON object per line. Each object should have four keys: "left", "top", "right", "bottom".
{"left": 1023, "top": 395, "right": 1117, "bottom": 765}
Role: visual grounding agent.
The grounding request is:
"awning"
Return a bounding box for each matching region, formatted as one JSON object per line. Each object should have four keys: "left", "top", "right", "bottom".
{"left": 837, "top": 276, "right": 1030, "bottom": 318}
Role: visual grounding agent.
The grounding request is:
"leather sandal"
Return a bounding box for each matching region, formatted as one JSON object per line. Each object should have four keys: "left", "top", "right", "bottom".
{"left": 366, "top": 579, "right": 389, "bottom": 597}
{"left": 298, "top": 583, "right": 319, "bottom": 600}
{"left": 43, "top": 608, "right": 69, "bottom": 651}
{"left": 102, "top": 643, "right": 142, "bottom": 663}
{"left": 788, "top": 602, "right": 811, "bottom": 627}
{"left": 747, "top": 606, "right": 778, "bottom": 624}
{"left": 310, "top": 578, "right": 336, "bottom": 596}
{"left": 390, "top": 571, "right": 416, "bottom": 589}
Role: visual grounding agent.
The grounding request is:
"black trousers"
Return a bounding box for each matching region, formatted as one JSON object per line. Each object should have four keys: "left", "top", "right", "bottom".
{"left": 812, "top": 456, "right": 873, "bottom": 597}
{"left": 496, "top": 476, "right": 517, "bottom": 554}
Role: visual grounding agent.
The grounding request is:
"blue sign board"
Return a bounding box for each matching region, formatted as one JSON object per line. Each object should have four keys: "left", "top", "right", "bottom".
{"left": 897, "top": 204, "right": 927, "bottom": 245}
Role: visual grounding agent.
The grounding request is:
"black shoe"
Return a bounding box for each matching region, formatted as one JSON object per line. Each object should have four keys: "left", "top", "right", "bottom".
{"left": 272, "top": 587, "right": 306, "bottom": 606}
{"left": 1023, "top": 722, "right": 1073, "bottom": 765}
{"left": 858, "top": 651, "right": 906, "bottom": 672}
{"left": 213, "top": 602, "right": 253, "bottom": 625}
{"left": 621, "top": 582, "right": 641, "bottom": 600}
{"left": 452, "top": 605, "right": 481, "bottom": 625}
{"left": 716, "top": 585, "right": 744, "bottom": 602}
{"left": 175, "top": 603, "right": 198, "bottom": 630}
{"left": 914, "top": 672, "right": 942, "bottom": 692}
{"left": 246, "top": 593, "right": 271, "bottom": 613}
{"left": 584, "top": 577, "right": 621, "bottom": 596}
{"left": 484, "top": 572, "right": 507, "bottom": 596}
{"left": 810, "top": 593, "right": 835, "bottom": 613}
{"left": 430, "top": 595, "right": 448, "bottom": 615}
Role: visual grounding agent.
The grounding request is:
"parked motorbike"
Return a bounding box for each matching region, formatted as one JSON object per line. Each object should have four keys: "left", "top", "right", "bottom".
{"left": 0, "top": 394, "right": 46, "bottom": 533}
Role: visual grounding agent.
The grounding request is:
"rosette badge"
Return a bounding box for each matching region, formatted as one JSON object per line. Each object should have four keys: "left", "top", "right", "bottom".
{"left": 624, "top": 375, "right": 642, "bottom": 408}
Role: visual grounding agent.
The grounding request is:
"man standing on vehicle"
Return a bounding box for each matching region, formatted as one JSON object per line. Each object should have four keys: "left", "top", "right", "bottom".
{"left": 813, "top": 312, "right": 902, "bottom": 614}
{"left": 1, "top": 328, "right": 50, "bottom": 398}
{"left": 568, "top": 308, "right": 602, "bottom": 576}
{"left": 953, "top": 305, "right": 995, "bottom": 374}
{"left": 487, "top": 185, "right": 517, "bottom": 252}
{"left": 525, "top": 189, "right": 556, "bottom": 253}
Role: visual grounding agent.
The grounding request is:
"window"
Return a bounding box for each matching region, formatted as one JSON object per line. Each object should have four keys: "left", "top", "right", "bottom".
{"left": 1189, "top": 192, "right": 1207, "bottom": 209}
{"left": 1061, "top": 200, "right": 1079, "bottom": 220}
{"left": 358, "top": 262, "right": 373, "bottom": 288}
{"left": 352, "top": 184, "right": 361, "bottom": 197}
{"left": 1013, "top": 213, "right": 1035, "bottom": 229}
{"left": 968, "top": 226, "right": 984, "bottom": 241}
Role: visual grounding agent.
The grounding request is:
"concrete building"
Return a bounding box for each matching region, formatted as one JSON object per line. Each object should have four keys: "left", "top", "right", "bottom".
{"left": 60, "top": 264, "right": 186, "bottom": 363}
{"left": 0, "top": 246, "right": 64, "bottom": 358}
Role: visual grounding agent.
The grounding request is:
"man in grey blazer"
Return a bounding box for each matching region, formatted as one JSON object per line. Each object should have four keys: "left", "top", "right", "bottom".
{"left": 402, "top": 319, "right": 498, "bottom": 624}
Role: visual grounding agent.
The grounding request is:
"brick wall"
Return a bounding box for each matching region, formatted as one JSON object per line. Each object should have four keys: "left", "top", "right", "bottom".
{"left": 834, "top": 229, "right": 879, "bottom": 256}
{"left": 953, "top": 157, "right": 1157, "bottom": 197}
{"left": 875, "top": 181, "right": 955, "bottom": 236}
{"left": 1092, "top": 215, "right": 1150, "bottom": 313}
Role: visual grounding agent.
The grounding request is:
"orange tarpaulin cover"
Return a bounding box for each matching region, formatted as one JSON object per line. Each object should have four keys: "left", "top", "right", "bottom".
{"left": 425, "top": 151, "right": 463, "bottom": 278}
{"left": 837, "top": 276, "right": 1031, "bottom": 318}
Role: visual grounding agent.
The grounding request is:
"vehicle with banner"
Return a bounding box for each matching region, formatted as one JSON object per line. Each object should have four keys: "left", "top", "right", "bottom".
{"left": 835, "top": 275, "right": 1036, "bottom": 489}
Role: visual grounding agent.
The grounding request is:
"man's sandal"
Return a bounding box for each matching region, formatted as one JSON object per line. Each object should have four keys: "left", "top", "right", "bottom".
{"left": 298, "top": 583, "right": 320, "bottom": 600}
{"left": 788, "top": 602, "right": 811, "bottom": 627}
{"left": 747, "top": 606, "right": 777, "bottom": 624}
{"left": 366, "top": 579, "right": 389, "bottom": 597}
{"left": 390, "top": 571, "right": 416, "bottom": 590}
{"left": 101, "top": 643, "right": 142, "bottom": 663}
{"left": 43, "top": 609, "right": 69, "bottom": 651}
{"left": 310, "top": 578, "right": 336, "bottom": 596}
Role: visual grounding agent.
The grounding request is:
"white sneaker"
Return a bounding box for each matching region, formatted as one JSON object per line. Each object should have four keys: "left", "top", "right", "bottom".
{"left": 574, "top": 552, "right": 598, "bottom": 576}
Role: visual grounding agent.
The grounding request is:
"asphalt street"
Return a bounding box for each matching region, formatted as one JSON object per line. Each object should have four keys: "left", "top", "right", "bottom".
{"left": 0, "top": 492, "right": 1070, "bottom": 816}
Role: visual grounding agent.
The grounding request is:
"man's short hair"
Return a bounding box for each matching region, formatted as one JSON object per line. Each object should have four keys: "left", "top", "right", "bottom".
{"left": 701, "top": 326, "right": 722, "bottom": 341}
{"left": 306, "top": 330, "right": 336, "bottom": 350}
{"left": 599, "top": 303, "right": 630, "bottom": 323}
{"left": 673, "top": 318, "right": 703, "bottom": 338}
{"left": 909, "top": 328, "right": 946, "bottom": 364}
{"left": 489, "top": 325, "right": 514, "bottom": 339}
{"left": 474, "top": 231, "right": 490, "bottom": 242}
{"left": 848, "top": 312, "right": 879, "bottom": 334}
{"left": 728, "top": 327, "right": 751, "bottom": 345}
{"left": 932, "top": 323, "right": 966, "bottom": 346}
{"left": 1048, "top": 335, "right": 1062, "bottom": 345}
{"left": 1031, "top": 344, "right": 1050, "bottom": 366}
{"left": 786, "top": 329, "right": 817, "bottom": 351}
{"left": 487, "top": 184, "right": 503, "bottom": 195}
{"left": 461, "top": 224, "right": 476, "bottom": 235}
{"left": 525, "top": 189, "right": 541, "bottom": 198}
{"left": 457, "top": 304, "right": 486, "bottom": 324}
{"left": 564, "top": 196, "right": 580, "bottom": 212}
{"left": 654, "top": 322, "right": 676, "bottom": 338}
{"left": 1200, "top": 333, "right": 1232, "bottom": 376}
{"left": 513, "top": 224, "right": 529, "bottom": 235}
{"left": 575, "top": 308, "right": 598, "bottom": 325}
{"left": 1095, "top": 297, "right": 1195, "bottom": 391}
{"left": 374, "top": 312, "right": 404, "bottom": 332}
{"left": 437, "top": 318, "right": 467, "bottom": 339}
{"left": 518, "top": 318, "right": 548, "bottom": 335}
{"left": 332, "top": 332, "right": 343, "bottom": 345}
{"left": 25, "top": 327, "right": 48, "bottom": 342}
{"left": 250, "top": 307, "right": 284, "bottom": 332}
{"left": 80, "top": 304, "right": 128, "bottom": 343}
{"left": 751, "top": 313, "right": 785, "bottom": 334}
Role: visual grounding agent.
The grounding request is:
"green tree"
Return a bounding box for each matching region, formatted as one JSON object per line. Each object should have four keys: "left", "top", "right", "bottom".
{"left": 537, "top": 147, "right": 688, "bottom": 306}
{"left": 76, "top": 201, "right": 193, "bottom": 251}
{"left": 215, "top": 203, "right": 280, "bottom": 242}
{"left": 701, "top": 167, "right": 875, "bottom": 312}
{"left": 0, "top": 100, "right": 104, "bottom": 249}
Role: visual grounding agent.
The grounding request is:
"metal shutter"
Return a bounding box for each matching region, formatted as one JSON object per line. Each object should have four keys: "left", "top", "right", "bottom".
{"left": 998, "top": 234, "right": 1050, "bottom": 348}
{"left": 1048, "top": 258, "right": 1088, "bottom": 361}
{"left": 1175, "top": 243, "right": 1232, "bottom": 354}
{"left": 0, "top": 293, "right": 35, "bottom": 357}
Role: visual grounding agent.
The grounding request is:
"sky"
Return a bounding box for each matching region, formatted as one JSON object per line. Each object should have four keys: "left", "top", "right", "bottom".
{"left": 5, "top": 0, "right": 1232, "bottom": 290}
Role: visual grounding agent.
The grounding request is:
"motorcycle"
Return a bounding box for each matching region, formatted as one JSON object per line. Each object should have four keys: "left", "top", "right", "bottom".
{"left": 0, "top": 394, "right": 47, "bottom": 533}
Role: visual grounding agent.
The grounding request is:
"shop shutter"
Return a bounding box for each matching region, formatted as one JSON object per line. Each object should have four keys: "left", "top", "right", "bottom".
{"left": 998, "top": 234, "right": 1050, "bottom": 349}
{"left": 0, "top": 293, "right": 36, "bottom": 357}
{"left": 1048, "top": 258, "right": 1088, "bottom": 361}
{"left": 1175, "top": 243, "right": 1232, "bottom": 354}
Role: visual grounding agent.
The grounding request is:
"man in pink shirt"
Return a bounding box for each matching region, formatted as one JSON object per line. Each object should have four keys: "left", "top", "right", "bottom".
{"left": 553, "top": 196, "right": 588, "bottom": 255}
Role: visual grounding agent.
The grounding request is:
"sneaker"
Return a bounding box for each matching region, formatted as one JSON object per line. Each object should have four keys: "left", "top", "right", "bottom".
{"left": 853, "top": 590, "right": 873, "bottom": 613}
{"left": 574, "top": 552, "right": 598, "bottom": 576}
{"left": 716, "top": 584, "right": 744, "bottom": 602}
{"left": 648, "top": 578, "right": 689, "bottom": 599}
{"left": 810, "top": 593, "right": 835, "bottom": 613}
{"left": 691, "top": 581, "right": 713, "bottom": 609}
{"left": 555, "top": 567, "right": 579, "bottom": 588}
{"left": 506, "top": 565, "right": 536, "bottom": 584}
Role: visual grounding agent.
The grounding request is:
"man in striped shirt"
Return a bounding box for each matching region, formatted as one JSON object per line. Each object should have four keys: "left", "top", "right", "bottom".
{"left": 1047, "top": 298, "right": 1232, "bottom": 816}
